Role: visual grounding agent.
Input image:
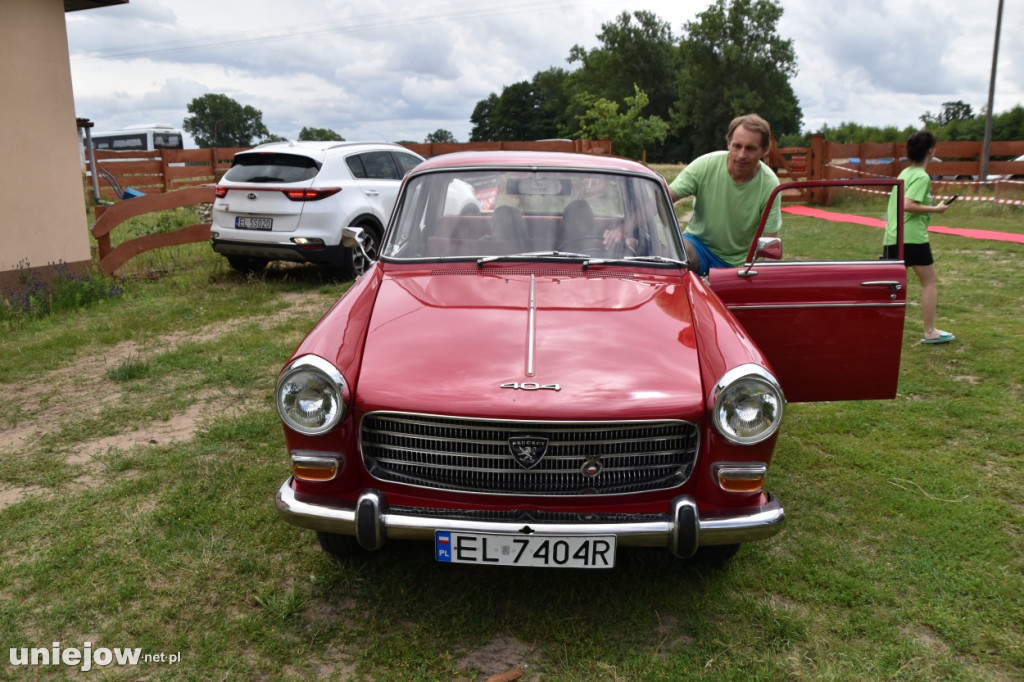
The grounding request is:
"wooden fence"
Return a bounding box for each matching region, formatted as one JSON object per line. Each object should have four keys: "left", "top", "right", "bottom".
{"left": 86, "top": 147, "right": 246, "bottom": 205}
{"left": 824, "top": 138, "right": 1024, "bottom": 180}
{"left": 814, "top": 136, "right": 1024, "bottom": 205}
{"left": 85, "top": 139, "right": 613, "bottom": 205}
{"left": 85, "top": 136, "right": 1023, "bottom": 275}
{"left": 85, "top": 139, "right": 613, "bottom": 275}
{"left": 91, "top": 186, "right": 215, "bottom": 276}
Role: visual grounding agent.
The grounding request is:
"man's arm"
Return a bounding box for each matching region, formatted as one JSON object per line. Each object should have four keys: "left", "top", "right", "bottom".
{"left": 760, "top": 166, "right": 783, "bottom": 237}
{"left": 668, "top": 158, "right": 703, "bottom": 204}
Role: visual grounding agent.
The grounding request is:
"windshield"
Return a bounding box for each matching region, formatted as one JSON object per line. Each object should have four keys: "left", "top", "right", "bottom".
{"left": 223, "top": 153, "right": 320, "bottom": 183}
{"left": 381, "top": 169, "right": 684, "bottom": 262}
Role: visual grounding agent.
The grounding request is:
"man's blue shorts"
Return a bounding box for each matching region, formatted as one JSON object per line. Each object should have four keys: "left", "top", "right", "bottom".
{"left": 683, "top": 234, "right": 730, "bottom": 276}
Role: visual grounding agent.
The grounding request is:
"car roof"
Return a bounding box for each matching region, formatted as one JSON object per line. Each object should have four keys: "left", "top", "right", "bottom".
{"left": 243, "top": 140, "right": 413, "bottom": 156}
{"left": 411, "top": 150, "right": 657, "bottom": 176}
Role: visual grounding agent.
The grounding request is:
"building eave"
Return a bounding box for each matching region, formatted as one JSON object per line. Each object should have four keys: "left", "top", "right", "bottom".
{"left": 64, "top": 0, "right": 129, "bottom": 13}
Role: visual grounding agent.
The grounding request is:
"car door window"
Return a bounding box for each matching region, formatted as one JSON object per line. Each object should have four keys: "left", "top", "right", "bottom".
{"left": 356, "top": 152, "right": 400, "bottom": 180}
{"left": 393, "top": 152, "right": 423, "bottom": 177}
{"left": 346, "top": 155, "right": 367, "bottom": 179}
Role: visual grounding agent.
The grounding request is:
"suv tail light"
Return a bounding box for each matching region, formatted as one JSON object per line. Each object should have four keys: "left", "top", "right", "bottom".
{"left": 212, "top": 186, "right": 341, "bottom": 201}
{"left": 283, "top": 187, "right": 342, "bottom": 201}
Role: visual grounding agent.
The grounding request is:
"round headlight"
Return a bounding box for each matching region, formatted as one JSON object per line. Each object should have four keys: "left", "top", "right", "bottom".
{"left": 712, "top": 365, "right": 785, "bottom": 445}
{"left": 276, "top": 355, "right": 347, "bottom": 436}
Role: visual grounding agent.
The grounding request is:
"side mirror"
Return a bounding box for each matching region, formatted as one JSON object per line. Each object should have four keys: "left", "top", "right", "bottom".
{"left": 342, "top": 226, "right": 374, "bottom": 275}
{"left": 341, "top": 226, "right": 366, "bottom": 249}
{"left": 754, "top": 236, "right": 782, "bottom": 261}
{"left": 739, "top": 236, "right": 783, "bottom": 278}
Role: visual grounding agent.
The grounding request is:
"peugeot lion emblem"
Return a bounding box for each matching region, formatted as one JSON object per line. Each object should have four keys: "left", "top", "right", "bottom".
{"left": 508, "top": 436, "right": 549, "bottom": 469}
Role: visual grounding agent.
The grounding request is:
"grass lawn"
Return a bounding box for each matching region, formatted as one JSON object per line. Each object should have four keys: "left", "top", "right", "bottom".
{"left": 1, "top": 192, "right": 1022, "bottom": 680}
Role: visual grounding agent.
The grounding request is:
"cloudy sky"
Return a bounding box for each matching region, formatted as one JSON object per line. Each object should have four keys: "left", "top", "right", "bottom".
{"left": 66, "top": 0, "right": 1023, "bottom": 147}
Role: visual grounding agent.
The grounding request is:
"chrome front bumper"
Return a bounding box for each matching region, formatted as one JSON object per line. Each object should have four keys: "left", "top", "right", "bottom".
{"left": 275, "top": 479, "right": 784, "bottom": 558}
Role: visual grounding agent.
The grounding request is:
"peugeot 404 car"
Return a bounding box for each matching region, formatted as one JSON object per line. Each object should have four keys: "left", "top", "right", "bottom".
{"left": 273, "top": 151, "right": 908, "bottom": 568}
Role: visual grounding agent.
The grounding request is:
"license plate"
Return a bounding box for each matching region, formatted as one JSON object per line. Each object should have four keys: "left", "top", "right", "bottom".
{"left": 235, "top": 216, "right": 273, "bottom": 230}
{"left": 435, "top": 531, "right": 615, "bottom": 568}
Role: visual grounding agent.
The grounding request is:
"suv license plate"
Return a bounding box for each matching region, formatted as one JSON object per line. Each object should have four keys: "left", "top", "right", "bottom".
{"left": 435, "top": 531, "right": 615, "bottom": 568}
{"left": 236, "top": 216, "right": 273, "bottom": 230}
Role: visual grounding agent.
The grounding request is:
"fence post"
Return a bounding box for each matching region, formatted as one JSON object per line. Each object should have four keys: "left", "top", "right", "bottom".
{"left": 162, "top": 151, "right": 171, "bottom": 192}
{"left": 809, "top": 134, "right": 825, "bottom": 204}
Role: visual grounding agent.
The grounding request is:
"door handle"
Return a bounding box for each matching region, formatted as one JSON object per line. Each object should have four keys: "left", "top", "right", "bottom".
{"left": 862, "top": 281, "right": 902, "bottom": 299}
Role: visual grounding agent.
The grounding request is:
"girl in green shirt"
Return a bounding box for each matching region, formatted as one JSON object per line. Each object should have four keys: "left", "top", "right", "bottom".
{"left": 882, "top": 131, "right": 954, "bottom": 344}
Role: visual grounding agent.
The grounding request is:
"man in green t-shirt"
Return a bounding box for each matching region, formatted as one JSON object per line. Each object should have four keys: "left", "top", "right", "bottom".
{"left": 882, "top": 130, "right": 954, "bottom": 344}
{"left": 668, "top": 114, "right": 782, "bottom": 275}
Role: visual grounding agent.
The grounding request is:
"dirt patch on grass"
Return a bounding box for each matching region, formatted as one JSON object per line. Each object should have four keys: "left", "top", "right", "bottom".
{"left": 0, "top": 292, "right": 331, "bottom": 510}
{"left": 456, "top": 634, "right": 540, "bottom": 681}
{"left": 0, "top": 484, "right": 46, "bottom": 510}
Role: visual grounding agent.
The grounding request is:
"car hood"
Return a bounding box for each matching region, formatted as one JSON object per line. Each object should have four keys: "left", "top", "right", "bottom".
{"left": 354, "top": 268, "right": 705, "bottom": 421}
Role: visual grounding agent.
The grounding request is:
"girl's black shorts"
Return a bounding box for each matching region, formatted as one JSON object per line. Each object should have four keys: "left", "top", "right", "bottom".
{"left": 882, "top": 242, "right": 934, "bottom": 267}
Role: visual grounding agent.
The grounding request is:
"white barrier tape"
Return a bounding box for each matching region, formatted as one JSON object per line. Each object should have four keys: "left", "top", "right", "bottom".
{"left": 826, "top": 164, "right": 1024, "bottom": 206}
{"left": 828, "top": 163, "right": 1024, "bottom": 186}
{"left": 933, "top": 177, "right": 1024, "bottom": 187}
{"left": 833, "top": 184, "right": 1024, "bottom": 207}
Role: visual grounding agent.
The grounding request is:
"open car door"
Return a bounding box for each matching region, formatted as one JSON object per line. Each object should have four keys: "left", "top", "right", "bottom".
{"left": 708, "top": 179, "right": 907, "bottom": 403}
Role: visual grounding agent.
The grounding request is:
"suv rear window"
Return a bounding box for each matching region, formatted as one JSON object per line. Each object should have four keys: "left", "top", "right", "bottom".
{"left": 224, "top": 153, "right": 321, "bottom": 183}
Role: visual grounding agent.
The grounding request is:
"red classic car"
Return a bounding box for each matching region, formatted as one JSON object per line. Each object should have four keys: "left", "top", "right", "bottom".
{"left": 274, "top": 151, "right": 907, "bottom": 568}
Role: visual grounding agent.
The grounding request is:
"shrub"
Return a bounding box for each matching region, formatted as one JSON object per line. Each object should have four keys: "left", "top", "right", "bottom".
{"left": 1, "top": 260, "right": 123, "bottom": 323}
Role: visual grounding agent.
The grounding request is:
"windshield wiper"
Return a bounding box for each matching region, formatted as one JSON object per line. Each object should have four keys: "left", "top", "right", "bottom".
{"left": 621, "top": 255, "right": 688, "bottom": 266}
{"left": 476, "top": 252, "right": 688, "bottom": 268}
{"left": 477, "top": 251, "right": 592, "bottom": 267}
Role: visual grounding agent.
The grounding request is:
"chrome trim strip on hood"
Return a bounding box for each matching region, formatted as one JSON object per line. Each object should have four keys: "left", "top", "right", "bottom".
{"left": 526, "top": 274, "right": 536, "bottom": 377}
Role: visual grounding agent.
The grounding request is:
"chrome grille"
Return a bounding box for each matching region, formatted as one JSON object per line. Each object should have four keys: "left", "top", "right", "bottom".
{"left": 360, "top": 413, "right": 698, "bottom": 495}
{"left": 388, "top": 506, "right": 666, "bottom": 524}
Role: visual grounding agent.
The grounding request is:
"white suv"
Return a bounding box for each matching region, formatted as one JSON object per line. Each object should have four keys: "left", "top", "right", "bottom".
{"left": 211, "top": 141, "right": 425, "bottom": 278}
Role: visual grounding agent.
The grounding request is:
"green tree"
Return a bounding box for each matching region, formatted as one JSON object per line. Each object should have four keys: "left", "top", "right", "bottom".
{"left": 575, "top": 85, "right": 669, "bottom": 160}
{"left": 298, "top": 127, "right": 345, "bottom": 141}
{"left": 991, "top": 104, "right": 1024, "bottom": 141}
{"left": 469, "top": 94, "right": 500, "bottom": 141}
{"left": 921, "top": 100, "right": 974, "bottom": 127}
{"left": 672, "top": 0, "right": 802, "bottom": 159}
{"left": 813, "top": 121, "right": 914, "bottom": 144}
{"left": 567, "top": 11, "right": 678, "bottom": 124}
{"left": 470, "top": 68, "right": 571, "bottom": 141}
{"left": 424, "top": 129, "right": 457, "bottom": 144}
{"left": 465, "top": 5, "right": 805, "bottom": 161}
{"left": 182, "top": 93, "right": 271, "bottom": 147}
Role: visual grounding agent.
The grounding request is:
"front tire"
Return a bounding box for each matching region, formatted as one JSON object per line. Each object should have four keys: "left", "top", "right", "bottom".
{"left": 316, "top": 531, "right": 364, "bottom": 560}
{"left": 691, "top": 543, "right": 741, "bottom": 564}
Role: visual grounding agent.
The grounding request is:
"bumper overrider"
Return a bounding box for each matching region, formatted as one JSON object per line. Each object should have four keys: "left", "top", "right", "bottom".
{"left": 275, "top": 479, "right": 785, "bottom": 559}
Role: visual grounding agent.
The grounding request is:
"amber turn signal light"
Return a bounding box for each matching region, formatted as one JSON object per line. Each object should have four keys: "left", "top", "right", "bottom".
{"left": 291, "top": 452, "right": 343, "bottom": 482}
{"left": 712, "top": 463, "right": 767, "bottom": 493}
